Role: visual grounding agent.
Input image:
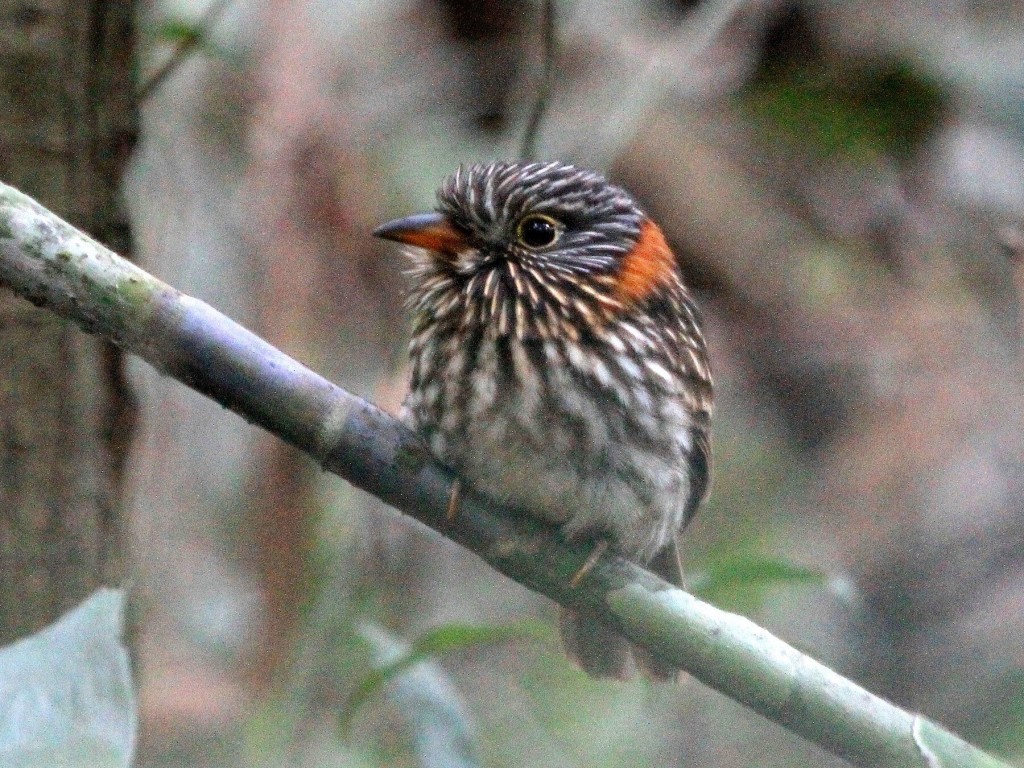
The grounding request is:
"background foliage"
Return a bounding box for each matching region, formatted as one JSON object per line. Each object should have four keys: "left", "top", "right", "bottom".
{"left": 121, "top": 0, "right": 1024, "bottom": 765}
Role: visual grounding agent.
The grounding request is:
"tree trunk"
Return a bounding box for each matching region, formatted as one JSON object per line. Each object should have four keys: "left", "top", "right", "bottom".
{"left": 0, "top": 0, "right": 137, "bottom": 642}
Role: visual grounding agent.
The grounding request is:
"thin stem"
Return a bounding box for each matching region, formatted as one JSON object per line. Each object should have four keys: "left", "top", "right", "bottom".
{"left": 521, "top": 0, "right": 557, "bottom": 160}
{"left": 138, "top": 0, "right": 234, "bottom": 102}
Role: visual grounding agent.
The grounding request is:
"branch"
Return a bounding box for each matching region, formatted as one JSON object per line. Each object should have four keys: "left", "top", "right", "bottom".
{"left": 0, "top": 182, "right": 1009, "bottom": 768}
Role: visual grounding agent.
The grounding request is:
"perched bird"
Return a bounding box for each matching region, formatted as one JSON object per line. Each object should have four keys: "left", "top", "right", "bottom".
{"left": 374, "top": 160, "right": 713, "bottom": 680}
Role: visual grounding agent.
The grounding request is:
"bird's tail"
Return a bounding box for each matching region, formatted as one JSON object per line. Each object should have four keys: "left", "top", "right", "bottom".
{"left": 558, "top": 608, "right": 636, "bottom": 680}
{"left": 559, "top": 540, "right": 684, "bottom": 681}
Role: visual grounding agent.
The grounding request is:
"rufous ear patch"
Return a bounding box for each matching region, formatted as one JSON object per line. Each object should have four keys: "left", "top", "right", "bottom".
{"left": 615, "top": 219, "right": 677, "bottom": 304}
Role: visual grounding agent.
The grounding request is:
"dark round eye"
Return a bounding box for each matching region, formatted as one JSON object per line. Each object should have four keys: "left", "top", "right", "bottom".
{"left": 516, "top": 214, "right": 561, "bottom": 249}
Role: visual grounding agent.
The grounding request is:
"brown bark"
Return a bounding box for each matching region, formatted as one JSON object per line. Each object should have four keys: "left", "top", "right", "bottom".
{"left": 0, "top": 0, "right": 137, "bottom": 641}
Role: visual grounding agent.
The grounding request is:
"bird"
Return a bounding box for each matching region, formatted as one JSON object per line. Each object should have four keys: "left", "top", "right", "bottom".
{"left": 374, "top": 160, "right": 713, "bottom": 680}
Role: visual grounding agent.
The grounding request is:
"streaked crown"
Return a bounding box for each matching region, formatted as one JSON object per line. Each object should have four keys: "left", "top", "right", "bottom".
{"left": 398, "top": 161, "right": 685, "bottom": 339}
{"left": 437, "top": 161, "right": 644, "bottom": 276}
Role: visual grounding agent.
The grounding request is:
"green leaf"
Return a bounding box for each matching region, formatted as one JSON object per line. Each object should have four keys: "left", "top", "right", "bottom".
{"left": 966, "top": 669, "right": 1024, "bottom": 758}
{"left": 744, "top": 60, "right": 946, "bottom": 161}
{"left": 151, "top": 20, "right": 205, "bottom": 46}
{"left": 690, "top": 555, "right": 824, "bottom": 612}
{"left": 340, "top": 621, "right": 543, "bottom": 735}
{"left": 410, "top": 621, "right": 546, "bottom": 657}
{"left": 0, "top": 588, "right": 136, "bottom": 768}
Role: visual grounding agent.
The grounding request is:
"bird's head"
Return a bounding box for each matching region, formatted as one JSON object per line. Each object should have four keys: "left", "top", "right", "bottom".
{"left": 374, "top": 161, "right": 681, "bottom": 340}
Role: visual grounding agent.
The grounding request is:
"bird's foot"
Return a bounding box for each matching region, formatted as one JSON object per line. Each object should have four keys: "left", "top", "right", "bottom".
{"left": 570, "top": 539, "right": 610, "bottom": 587}
{"left": 445, "top": 478, "right": 462, "bottom": 522}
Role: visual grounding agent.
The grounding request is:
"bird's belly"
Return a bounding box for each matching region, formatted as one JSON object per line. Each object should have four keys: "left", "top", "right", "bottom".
{"left": 410, "top": 338, "right": 692, "bottom": 562}
{"left": 457, "top": 430, "right": 689, "bottom": 563}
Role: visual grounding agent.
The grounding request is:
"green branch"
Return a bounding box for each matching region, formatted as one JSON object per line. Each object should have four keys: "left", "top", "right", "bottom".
{"left": 0, "top": 182, "right": 1009, "bottom": 768}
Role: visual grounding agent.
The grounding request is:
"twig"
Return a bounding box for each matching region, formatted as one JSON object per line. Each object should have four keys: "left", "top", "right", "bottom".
{"left": 0, "top": 182, "right": 1011, "bottom": 768}
{"left": 997, "top": 225, "right": 1024, "bottom": 355}
{"left": 581, "top": 0, "right": 748, "bottom": 169}
{"left": 138, "top": 0, "right": 234, "bottom": 102}
{"left": 521, "top": 0, "right": 556, "bottom": 160}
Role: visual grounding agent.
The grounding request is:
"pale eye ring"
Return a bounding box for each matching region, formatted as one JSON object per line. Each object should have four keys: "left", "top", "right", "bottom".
{"left": 516, "top": 214, "right": 561, "bottom": 249}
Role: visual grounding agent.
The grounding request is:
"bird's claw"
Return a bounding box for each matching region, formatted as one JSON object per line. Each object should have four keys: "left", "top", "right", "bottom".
{"left": 570, "top": 539, "right": 609, "bottom": 587}
{"left": 446, "top": 479, "right": 462, "bottom": 521}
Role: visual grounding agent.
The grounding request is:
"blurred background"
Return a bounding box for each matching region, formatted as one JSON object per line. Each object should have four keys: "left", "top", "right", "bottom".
{"left": 125, "top": 0, "right": 1024, "bottom": 765}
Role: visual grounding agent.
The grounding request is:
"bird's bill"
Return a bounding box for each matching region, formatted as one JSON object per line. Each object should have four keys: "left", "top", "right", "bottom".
{"left": 373, "top": 212, "right": 468, "bottom": 254}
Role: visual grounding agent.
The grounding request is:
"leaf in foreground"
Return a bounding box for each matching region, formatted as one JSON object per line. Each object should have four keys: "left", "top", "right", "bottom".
{"left": 0, "top": 588, "right": 136, "bottom": 768}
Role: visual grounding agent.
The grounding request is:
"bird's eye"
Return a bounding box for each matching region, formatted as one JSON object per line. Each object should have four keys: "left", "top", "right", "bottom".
{"left": 516, "top": 214, "right": 561, "bottom": 249}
